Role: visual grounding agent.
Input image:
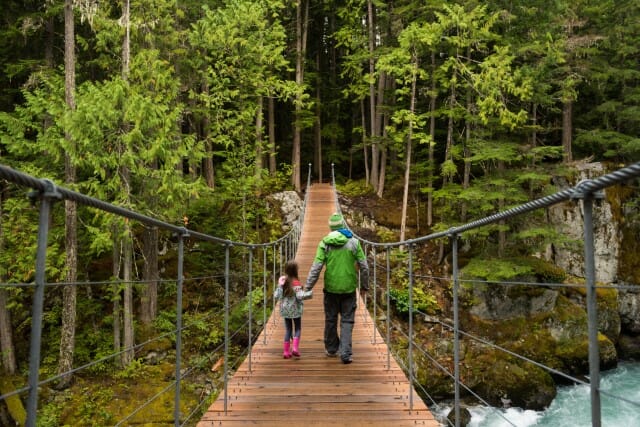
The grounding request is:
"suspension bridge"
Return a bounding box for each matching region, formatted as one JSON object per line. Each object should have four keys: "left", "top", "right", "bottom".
{"left": 0, "top": 161, "right": 639, "bottom": 427}
{"left": 198, "top": 183, "right": 437, "bottom": 426}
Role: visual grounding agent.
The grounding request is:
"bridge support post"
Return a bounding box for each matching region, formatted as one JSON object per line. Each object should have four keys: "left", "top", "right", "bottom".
{"left": 408, "top": 244, "right": 414, "bottom": 410}
{"left": 386, "top": 248, "right": 391, "bottom": 370}
{"left": 174, "top": 229, "right": 188, "bottom": 426}
{"left": 574, "top": 182, "right": 603, "bottom": 427}
{"left": 25, "top": 180, "right": 60, "bottom": 427}
{"left": 450, "top": 231, "right": 461, "bottom": 427}
{"left": 248, "top": 248, "right": 253, "bottom": 372}
{"left": 224, "top": 243, "right": 231, "bottom": 414}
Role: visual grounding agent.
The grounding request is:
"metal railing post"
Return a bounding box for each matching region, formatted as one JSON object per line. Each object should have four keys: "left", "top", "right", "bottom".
{"left": 272, "top": 244, "right": 277, "bottom": 326}
{"left": 408, "top": 244, "right": 414, "bottom": 410}
{"left": 263, "top": 247, "right": 268, "bottom": 344}
{"left": 372, "top": 246, "right": 377, "bottom": 344}
{"left": 450, "top": 232, "right": 461, "bottom": 427}
{"left": 174, "top": 229, "right": 188, "bottom": 426}
{"left": 386, "top": 248, "right": 391, "bottom": 370}
{"left": 223, "top": 244, "right": 231, "bottom": 414}
{"left": 26, "top": 180, "right": 60, "bottom": 427}
{"left": 248, "top": 247, "right": 253, "bottom": 372}
{"left": 579, "top": 186, "right": 603, "bottom": 427}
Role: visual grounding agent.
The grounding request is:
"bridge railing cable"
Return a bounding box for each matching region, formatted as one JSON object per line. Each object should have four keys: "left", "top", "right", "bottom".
{"left": 0, "top": 163, "right": 311, "bottom": 426}
{"left": 330, "top": 161, "right": 640, "bottom": 427}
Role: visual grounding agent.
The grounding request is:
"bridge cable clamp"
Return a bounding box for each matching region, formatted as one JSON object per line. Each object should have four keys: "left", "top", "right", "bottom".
{"left": 570, "top": 179, "right": 604, "bottom": 201}
{"left": 28, "top": 178, "right": 62, "bottom": 206}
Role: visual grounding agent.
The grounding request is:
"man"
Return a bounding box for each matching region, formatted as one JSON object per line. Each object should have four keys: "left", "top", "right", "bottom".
{"left": 305, "top": 213, "right": 369, "bottom": 364}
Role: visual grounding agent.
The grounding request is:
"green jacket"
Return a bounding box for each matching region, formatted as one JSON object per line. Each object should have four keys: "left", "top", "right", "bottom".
{"left": 305, "top": 229, "right": 369, "bottom": 294}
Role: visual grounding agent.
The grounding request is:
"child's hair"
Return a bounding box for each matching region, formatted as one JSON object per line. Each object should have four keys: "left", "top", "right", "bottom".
{"left": 282, "top": 260, "right": 299, "bottom": 297}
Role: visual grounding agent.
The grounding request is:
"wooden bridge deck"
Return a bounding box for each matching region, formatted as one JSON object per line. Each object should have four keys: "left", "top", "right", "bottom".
{"left": 197, "top": 183, "right": 439, "bottom": 426}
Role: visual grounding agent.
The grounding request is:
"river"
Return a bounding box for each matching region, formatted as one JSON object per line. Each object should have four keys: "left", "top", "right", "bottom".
{"left": 436, "top": 361, "right": 640, "bottom": 427}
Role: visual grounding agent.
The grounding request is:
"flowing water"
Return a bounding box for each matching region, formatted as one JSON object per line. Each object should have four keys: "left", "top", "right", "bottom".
{"left": 436, "top": 361, "right": 640, "bottom": 427}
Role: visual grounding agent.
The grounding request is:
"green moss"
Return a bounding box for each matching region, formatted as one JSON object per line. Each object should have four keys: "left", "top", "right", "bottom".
{"left": 57, "top": 361, "right": 202, "bottom": 426}
{"left": 0, "top": 376, "right": 26, "bottom": 426}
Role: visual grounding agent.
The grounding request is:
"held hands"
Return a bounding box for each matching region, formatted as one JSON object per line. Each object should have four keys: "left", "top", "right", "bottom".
{"left": 301, "top": 289, "right": 313, "bottom": 300}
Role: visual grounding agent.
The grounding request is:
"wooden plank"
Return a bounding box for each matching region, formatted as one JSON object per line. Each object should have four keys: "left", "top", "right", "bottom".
{"left": 197, "top": 184, "right": 439, "bottom": 427}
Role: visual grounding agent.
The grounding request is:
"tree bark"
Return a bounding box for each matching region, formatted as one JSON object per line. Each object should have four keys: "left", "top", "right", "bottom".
{"left": 0, "top": 289, "right": 15, "bottom": 374}
{"left": 400, "top": 60, "right": 418, "bottom": 242}
{"left": 255, "top": 95, "right": 264, "bottom": 178}
{"left": 112, "top": 230, "right": 121, "bottom": 362}
{"left": 427, "top": 52, "right": 436, "bottom": 227}
{"left": 314, "top": 51, "right": 322, "bottom": 184}
{"left": 121, "top": 0, "right": 134, "bottom": 367}
{"left": 292, "top": 0, "right": 308, "bottom": 192}
{"left": 367, "top": 0, "right": 378, "bottom": 191}
{"left": 268, "top": 97, "right": 276, "bottom": 175}
{"left": 0, "top": 181, "right": 16, "bottom": 374}
{"left": 57, "top": 0, "right": 78, "bottom": 389}
{"left": 361, "top": 99, "right": 369, "bottom": 184}
{"left": 140, "top": 226, "right": 159, "bottom": 325}
{"left": 562, "top": 100, "right": 573, "bottom": 163}
{"left": 122, "top": 223, "right": 134, "bottom": 366}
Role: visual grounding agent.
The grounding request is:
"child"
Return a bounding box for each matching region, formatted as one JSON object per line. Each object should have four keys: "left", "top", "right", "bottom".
{"left": 274, "top": 260, "right": 312, "bottom": 358}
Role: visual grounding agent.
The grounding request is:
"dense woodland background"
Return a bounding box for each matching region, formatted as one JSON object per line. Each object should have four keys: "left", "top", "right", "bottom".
{"left": 0, "top": 0, "right": 639, "bottom": 424}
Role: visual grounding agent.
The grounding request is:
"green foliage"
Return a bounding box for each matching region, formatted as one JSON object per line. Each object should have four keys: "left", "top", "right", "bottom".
{"left": 337, "top": 179, "right": 375, "bottom": 197}
{"left": 376, "top": 228, "right": 397, "bottom": 243}
{"left": 574, "top": 130, "right": 640, "bottom": 164}
{"left": 74, "top": 387, "right": 116, "bottom": 425}
{"left": 114, "top": 358, "right": 146, "bottom": 380}
{"left": 462, "top": 258, "right": 533, "bottom": 282}
{"left": 518, "top": 257, "right": 567, "bottom": 283}
{"left": 388, "top": 286, "right": 439, "bottom": 316}
{"left": 37, "top": 399, "right": 64, "bottom": 427}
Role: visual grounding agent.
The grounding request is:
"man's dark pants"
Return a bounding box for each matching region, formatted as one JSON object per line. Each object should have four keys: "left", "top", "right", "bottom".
{"left": 323, "top": 290, "right": 357, "bottom": 361}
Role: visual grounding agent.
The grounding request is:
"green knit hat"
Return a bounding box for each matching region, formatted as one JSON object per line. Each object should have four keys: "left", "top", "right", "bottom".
{"left": 328, "top": 213, "right": 344, "bottom": 230}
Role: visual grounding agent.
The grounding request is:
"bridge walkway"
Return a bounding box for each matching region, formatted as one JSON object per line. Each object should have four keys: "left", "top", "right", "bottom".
{"left": 197, "top": 183, "right": 439, "bottom": 426}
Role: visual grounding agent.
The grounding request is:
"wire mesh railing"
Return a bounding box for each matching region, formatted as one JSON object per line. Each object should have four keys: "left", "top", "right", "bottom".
{"left": 331, "top": 161, "right": 640, "bottom": 427}
{"left": 0, "top": 163, "right": 311, "bottom": 426}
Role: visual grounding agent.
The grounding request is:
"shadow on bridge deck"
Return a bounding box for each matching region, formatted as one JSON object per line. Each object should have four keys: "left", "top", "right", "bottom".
{"left": 197, "top": 183, "right": 439, "bottom": 426}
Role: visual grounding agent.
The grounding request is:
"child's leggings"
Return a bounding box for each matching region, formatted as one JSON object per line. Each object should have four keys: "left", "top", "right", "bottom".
{"left": 283, "top": 317, "right": 301, "bottom": 341}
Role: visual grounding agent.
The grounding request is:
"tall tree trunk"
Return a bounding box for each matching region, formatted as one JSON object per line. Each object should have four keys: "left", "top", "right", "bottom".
{"left": 0, "top": 183, "right": 16, "bottom": 374}
{"left": 313, "top": 49, "right": 322, "bottom": 182}
{"left": 255, "top": 95, "right": 264, "bottom": 178}
{"left": 121, "top": 0, "right": 135, "bottom": 367}
{"left": 292, "top": 0, "right": 308, "bottom": 192}
{"left": 268, "top": 97, "right": 276, "bottom": 175}
{"left": 57, "top": 0, "right": 78, "bottom": 389}
{"left": 400, "top": 62, "right": 418, "bottom": 242}
{"left": 376, "top": 76, "right": 392, "bottom": 198}
{"left": 112, "top": 230, "right": 121, "bottom": 362}
{"left": 427, "top": 52, "right": 436, "bottom": 227}
{"left": 201, "top": 83, "right": 215, "bottom": 188}
{"left": 140, "top": 226, "right": 158, "bottom": 325}
{"left": 0, "top": 289, "right": 15, "bottom": 374}
{"left": 562, "top": 100, "right": 573, "bottom": 162}
{"left": 361, "top": 99, "right": 369, "bottom": 183}
{"left": 461, "top": 79, "right": 471, "bottom": 222}
{"left": 203, "top": 142, "right": 215, "bottom": 189}
{"left": 122, "top": 222, "right": 134, "bottom": 366}
{"left": 444, "top": 76, "right": 456, "bottom": 187}
{"left": 367, "top": 0, "right": 378, "bottom": 191}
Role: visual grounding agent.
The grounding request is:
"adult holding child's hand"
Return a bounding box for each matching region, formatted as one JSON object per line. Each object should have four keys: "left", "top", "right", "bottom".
{"left": 305, "top": 213, "right": 369, "bottom": 364}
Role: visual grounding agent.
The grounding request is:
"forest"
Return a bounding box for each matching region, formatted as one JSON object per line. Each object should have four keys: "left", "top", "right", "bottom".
{"left": 0, "top": 0, "right": 639, "bottom": 424}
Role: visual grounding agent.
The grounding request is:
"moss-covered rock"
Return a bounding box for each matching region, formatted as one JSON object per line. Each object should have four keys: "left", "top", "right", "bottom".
{"left": 617, "top": 333, "right": 640, "bottom": 359}
{"left": 469, "top": 351, "right": 556, "bottom": 410}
